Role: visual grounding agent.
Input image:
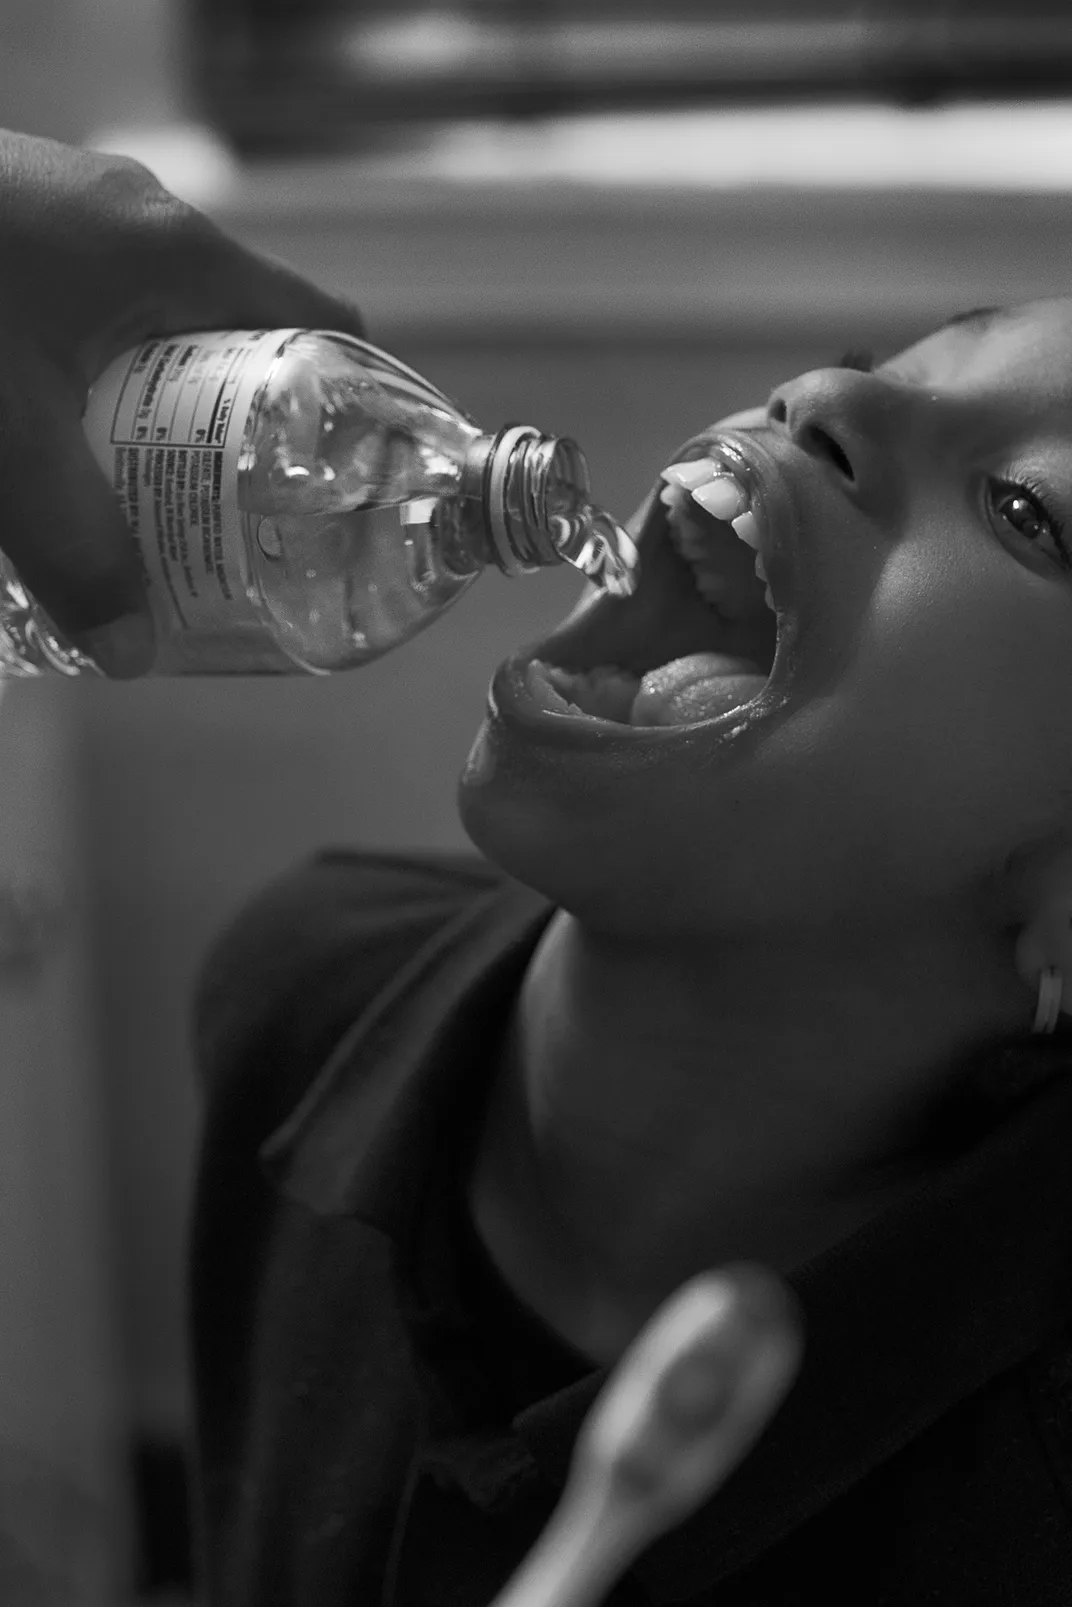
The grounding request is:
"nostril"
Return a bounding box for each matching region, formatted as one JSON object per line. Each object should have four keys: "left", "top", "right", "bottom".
{"left": 767, "top": 395, "right": 788, "bottom": 425}
{"left": 802, "top": 425, "right": 854, "bottom": 482}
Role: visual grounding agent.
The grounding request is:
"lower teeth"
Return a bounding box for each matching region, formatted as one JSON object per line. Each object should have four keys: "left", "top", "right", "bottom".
{"left": 534, "top": 654, "right": 768, "bottom": 728}
{"left": 543, "top": 663, "right": 641, "bottom": 723}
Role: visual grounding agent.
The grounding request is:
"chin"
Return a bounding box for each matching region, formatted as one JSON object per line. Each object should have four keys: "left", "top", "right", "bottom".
{"left": 456, "top": 719, "right": 587, "bottom": 909}
{"left": 457, "top": 756, "right": 603, "bottom": 926}
{"left": 456, "top": 722, "right": 705, "bottom": 939}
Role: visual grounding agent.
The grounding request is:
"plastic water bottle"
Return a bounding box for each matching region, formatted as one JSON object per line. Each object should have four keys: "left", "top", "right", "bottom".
{"left": 0, "top": 329, "right": 638, "bottom": 676}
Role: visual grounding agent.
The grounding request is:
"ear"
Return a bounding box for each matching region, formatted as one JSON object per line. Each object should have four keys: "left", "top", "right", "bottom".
{"left": 1005, "top": 837, "right": 1072, "bottom": 1002}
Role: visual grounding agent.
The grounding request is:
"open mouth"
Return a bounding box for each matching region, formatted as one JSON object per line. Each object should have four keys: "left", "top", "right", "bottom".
{"left": 510, "top": 436, "right": 789, "bottom": 733}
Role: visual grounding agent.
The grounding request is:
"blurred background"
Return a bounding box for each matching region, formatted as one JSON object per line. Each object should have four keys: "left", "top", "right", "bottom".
{"left": 3, "top": 0, "right": 1072, "bottom": 1601}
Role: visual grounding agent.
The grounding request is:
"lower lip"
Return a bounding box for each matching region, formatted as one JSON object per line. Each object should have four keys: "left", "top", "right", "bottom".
{"left": 489, "top": 654, "right": 762, "bottom": 751}
{"left": 489, "top": 656, "right": 643, "bottom": 750}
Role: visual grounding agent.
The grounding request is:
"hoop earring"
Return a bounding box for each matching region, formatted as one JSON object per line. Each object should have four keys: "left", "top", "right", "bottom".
{"left": 1033, "top": 966, "right": 1063, "bottom": 1035}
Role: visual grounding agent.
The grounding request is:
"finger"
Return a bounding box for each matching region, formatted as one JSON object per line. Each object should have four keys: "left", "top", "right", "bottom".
{"left": 149, "top": 222, "right": 367, "bottom": 342}
{"left": 197, "top": 226, "right": 368, "bottom": 340}
{"left": 85, "top": 208, "right": 369, "bottom": 384}
{"left": 0, "top": 351, "right": 153, "bottom": 675}
{"left": 0, "top": 146, "right": 367, "bottom": 389}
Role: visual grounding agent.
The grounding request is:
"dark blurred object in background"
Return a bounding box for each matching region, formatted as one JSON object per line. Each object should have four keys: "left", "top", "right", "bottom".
{"left": 192, "top": 0, "right": 1072, "bottom": 157}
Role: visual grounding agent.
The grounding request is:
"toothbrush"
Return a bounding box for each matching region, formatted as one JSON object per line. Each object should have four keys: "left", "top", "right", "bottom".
{"left": 488, "top": 1266, "right": 802, "bottom": 1607}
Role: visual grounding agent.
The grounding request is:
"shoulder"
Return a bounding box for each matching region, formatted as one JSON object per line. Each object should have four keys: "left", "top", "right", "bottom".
{"left": 193, "top": 848, "right": 508, "bottom": 1119}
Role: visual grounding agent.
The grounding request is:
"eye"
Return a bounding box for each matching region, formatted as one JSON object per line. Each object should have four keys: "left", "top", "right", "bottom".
{"left": 989, "top": 479, "right": 1071, "bottom": 573}
{"left": 833, "top": 349, "right": 875, "bottom": 372}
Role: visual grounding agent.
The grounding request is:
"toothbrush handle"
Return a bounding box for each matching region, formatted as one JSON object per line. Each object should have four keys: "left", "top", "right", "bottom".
{"left": 488, "top": 1266, "right": 802, "bottom": 1607}
{"left": 488, "top": 1487, "right": 627, "bottom": 1607}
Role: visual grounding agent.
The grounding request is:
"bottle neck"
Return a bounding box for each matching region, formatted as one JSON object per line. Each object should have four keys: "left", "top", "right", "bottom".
{"left": 467, "top": 426, "right": 591, "bottom": 576}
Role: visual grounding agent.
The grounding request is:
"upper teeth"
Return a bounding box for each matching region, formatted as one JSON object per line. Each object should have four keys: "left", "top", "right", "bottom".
{"left": 730, "top": 507, "right": 758, "bottom": 547}
{"left": 660, "top": 460, "right": 776, "bottom": 616}
{"left": 691, "top": 476, "right": 748, "bottom": 522}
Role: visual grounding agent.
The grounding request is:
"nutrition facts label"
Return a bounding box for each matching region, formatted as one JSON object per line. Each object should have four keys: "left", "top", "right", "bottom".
{"left": 83, "top": 328, "right": 297, "bottom": 636}
{"left": 104, "top": 335, "right": 258, "bottom": 450}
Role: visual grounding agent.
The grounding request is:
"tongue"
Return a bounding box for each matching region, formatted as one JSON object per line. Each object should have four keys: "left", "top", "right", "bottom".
{"left": 630, "top": 653, "right": 767, "bottom": 727}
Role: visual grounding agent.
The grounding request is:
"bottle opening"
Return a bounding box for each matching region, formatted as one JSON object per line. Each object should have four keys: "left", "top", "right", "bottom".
{"left": 482, "top": 428, "right": 639, "bottom": 595}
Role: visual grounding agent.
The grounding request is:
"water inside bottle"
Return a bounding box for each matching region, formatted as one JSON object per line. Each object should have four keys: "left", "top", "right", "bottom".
{"left": 248, "top": 495, "right": 481, "bottom": 672}
{"left": 245, "top": 398, "right": 475, "bottom": 520}
{"left": 248, "top": 391, "right": 641, "bottom": 606}
{"left": 246, "top": 468, "right": 639, "bottom": 673}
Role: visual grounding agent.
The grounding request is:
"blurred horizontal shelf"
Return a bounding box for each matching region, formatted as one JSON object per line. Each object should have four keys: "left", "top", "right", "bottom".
{"left": 96, "top": 101, "right": 1072, "bottom": 341}
{"left": 195, "top": 16, "right": 1072, "bottom": 152}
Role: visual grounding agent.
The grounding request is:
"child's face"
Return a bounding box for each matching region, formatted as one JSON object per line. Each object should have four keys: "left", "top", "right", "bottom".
{"left": 459, "top": 297, "right": 1072, "bottom": 939}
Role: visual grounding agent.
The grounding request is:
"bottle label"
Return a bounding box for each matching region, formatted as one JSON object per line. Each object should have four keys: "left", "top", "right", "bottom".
{"left": 83, "top": 329, "right": 298, "bottom": 634}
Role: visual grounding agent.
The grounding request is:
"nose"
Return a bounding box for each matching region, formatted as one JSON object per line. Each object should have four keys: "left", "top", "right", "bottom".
{"left": 766, "top": 370, "right": 904, "bottom": 515}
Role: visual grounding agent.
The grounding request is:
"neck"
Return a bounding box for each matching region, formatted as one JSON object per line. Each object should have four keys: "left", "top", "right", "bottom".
{"left": 467, "top": 904, "right": 1032, "bottom": 1364}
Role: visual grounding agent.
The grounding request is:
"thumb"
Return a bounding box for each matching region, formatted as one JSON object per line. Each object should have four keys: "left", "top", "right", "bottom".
{"left": 85, "top": 219, "right": 370, "bottom": 382}
{"left": 0, "top": 349, "right": 153, "bottom": 676}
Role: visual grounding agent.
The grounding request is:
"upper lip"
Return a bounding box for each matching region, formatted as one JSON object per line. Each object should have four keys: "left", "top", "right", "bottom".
{"left": 696, "top": 429, "right": 792, "bottom": 619}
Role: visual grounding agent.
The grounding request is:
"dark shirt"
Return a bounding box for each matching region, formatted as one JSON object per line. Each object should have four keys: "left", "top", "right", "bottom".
{"left": 190, "top": 849, "right": 1072, "bottom": 1606}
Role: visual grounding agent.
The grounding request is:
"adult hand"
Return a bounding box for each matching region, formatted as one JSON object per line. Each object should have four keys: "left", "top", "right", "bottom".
{"left": 0, "top": 128, "right": 367, "bottom": 675}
